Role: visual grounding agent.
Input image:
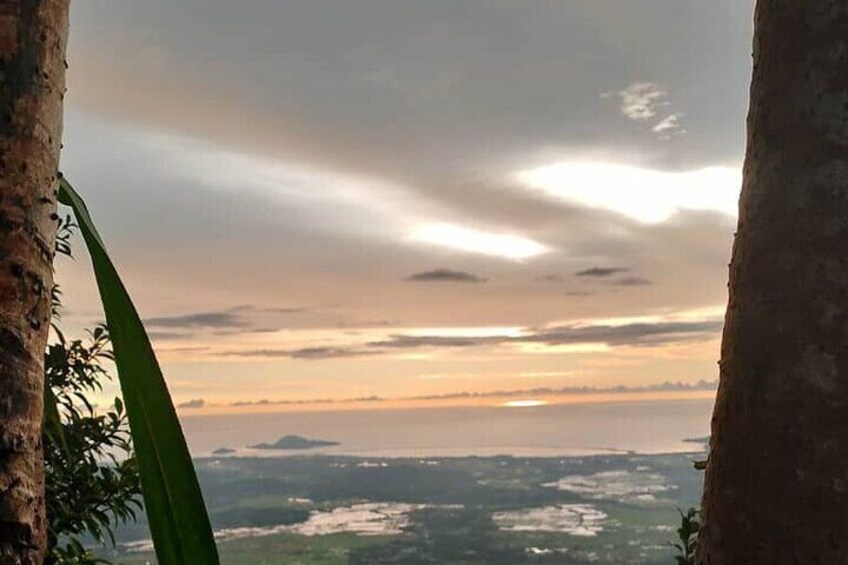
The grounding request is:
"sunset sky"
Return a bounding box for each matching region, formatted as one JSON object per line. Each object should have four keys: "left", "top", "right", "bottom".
{"left": 56, "top": 1, "right": 755, "bottom": 410}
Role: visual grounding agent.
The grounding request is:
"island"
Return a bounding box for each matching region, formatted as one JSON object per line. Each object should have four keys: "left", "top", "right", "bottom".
{"left": 249, "top": 435, "right": 340, "bottom": 450}
{"left": 682, "top": 436, "right": 710, "bottom": 445}
{"left": 213, "top": 447, "right": 236, "bottom": 455}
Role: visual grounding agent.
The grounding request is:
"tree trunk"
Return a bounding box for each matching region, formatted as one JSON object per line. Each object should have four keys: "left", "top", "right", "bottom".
{"left": 0, "top": 1, "right": 68, "bottom": 563}
{"left": 698, "top": 2, "right": 848, "bottom": 563}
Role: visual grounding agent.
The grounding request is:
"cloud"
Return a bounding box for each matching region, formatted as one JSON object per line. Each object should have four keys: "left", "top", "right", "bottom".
{"left": 410, "top": 223, "right": 550, "bottom": 260}
{"left": 516, "top": 162, "right": 740, "bottom": 223}
{"left": 228, "top": 380, "right": 718, "bottom": 408}
{"left": 59, "top": 2, "right": 753, "bottom": 400}
{"left": 147, "top": 331, "right": 191, "bottom": 341}
{"left": 289, "top": 347, "right": 381, "bottom": 360}
{"left": 407, "top": 320, "right": 717, "bottom": 349}
{"left": 236, "top": 318, "right": 724, "bottom": 361}
{"left": 177, "top": 398, "right": 205, "bottom": 409}
{"left": 615, "top": 82, "right": 668, "bottom": 121}
{"left": 652, "top": 113, "right": 685, "bottom": 136}
{"left": 230, "top": 396, "right": 386, "bottom": 407}
{"left": 524, "top": 320, "right": 720, "bottom": 347}
{"left": 368, "top": 335, "right": 486, "bottom": 349}
{"left": 143, "top": 305, "right": 308, "bottom": 337}
{"left": 606, "top": 82, "right": 685, "bottom": 138}
{"left": 230, "top": 305, "right": 307, "bottom": 314}
{"left": 574, "top": 268, "right": 652, "bottom": 287}
{"left": 611, "top": 276, "right": 654, "bottom": 287}
{"left": 145, "top": 311, "right": 248, "bottom": 329}
{"left": 405, "top": 269, "right": 487, "bottom": 283}
{"left": 336, "top": 320, "right": 399, "bottom": 328}
{"left": 221, "top": 315, "right": 722, "bottom": 361}
{"left": 224, "top": 346, "right": 383, "bottom": 360}
{"left": 415, "top": 379, "right": 718, "bottom": 400}
{"left": 576, "top": 267, "right": 629, "bottom": 278}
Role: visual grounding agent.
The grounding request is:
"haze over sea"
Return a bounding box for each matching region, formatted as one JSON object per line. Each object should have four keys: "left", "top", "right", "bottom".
{"left": 181, "top": 397, "right": 713, "bottom": 459}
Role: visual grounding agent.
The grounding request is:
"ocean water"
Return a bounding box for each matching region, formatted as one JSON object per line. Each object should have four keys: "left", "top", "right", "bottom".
{"left": 181, "top": 397, "right": 713, "bottom": 458}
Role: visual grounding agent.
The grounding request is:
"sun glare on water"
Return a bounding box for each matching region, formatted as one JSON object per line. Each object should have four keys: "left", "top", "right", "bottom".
{"left": 501, "top": 399, "right": 549, "bottom": 408}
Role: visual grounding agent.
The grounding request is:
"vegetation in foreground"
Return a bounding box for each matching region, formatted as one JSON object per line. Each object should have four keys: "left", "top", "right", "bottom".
{"left": 44, "top": 217, "right": 142, "bottom": 564}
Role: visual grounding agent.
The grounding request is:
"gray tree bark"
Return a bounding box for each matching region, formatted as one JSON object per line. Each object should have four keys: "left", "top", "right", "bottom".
{"left": 698, "top": 1, "right": 848, "bottom": 563}
{"left": 0, "top": 1, "right": 68, "bottom": 563}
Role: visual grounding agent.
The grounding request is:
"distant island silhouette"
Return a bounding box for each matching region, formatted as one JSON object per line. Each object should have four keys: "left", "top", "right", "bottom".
{"left": 250, "top": 435, "right": 340, "bottom": 450}
{"left": 212, "top": 447, "right": 236, "bottom": 455}
{"left": 682, "top": 436, "right": 710, "bottom": 444}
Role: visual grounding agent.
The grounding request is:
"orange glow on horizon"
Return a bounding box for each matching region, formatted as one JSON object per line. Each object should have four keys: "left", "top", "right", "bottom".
{"left": 501, "top": 399, "right": 548, "bottom": 407}
{"left": 175, "top": 388, "right": 716, "bottom": 417}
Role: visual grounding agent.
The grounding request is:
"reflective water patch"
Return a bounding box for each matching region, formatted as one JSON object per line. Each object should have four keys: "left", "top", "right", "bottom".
{"left": 543, "top": 470, "right": 675, "bottom": 505}
{"left": 492, "top": 504, "right": 607, "bottom": 536}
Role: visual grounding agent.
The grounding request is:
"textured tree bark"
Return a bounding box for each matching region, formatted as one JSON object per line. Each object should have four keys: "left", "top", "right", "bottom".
{"left": 0, "top": 1, "right": 68, "bottom": 563}
{"left": 698, "top": 2, "right": 848, "bottom": 563}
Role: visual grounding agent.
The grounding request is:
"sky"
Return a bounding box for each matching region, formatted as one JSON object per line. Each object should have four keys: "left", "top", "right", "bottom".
{"left": 56, "top": 1, "right": 756, "bottom": 411}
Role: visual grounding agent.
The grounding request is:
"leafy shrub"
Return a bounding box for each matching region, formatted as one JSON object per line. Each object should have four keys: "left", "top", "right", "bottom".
{"left": 43, "top": 216, "right": 142, "bottom": 564}
{"left": 671, "top": 507, "right": 700, "bottom": 564}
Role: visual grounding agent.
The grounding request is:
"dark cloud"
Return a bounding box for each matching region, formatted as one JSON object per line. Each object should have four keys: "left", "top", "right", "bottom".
{"left": 160, "top": 346, "right": 213, "bottom": 354}
{"left": 229, "top": 305, "right": 308, "bottom": 314}
{"left": 414, "top": 379, "right": 718, "bottom": 401}
{"left": 576, "top": 267, "right": 630, "bottom": 278}
{"left": 145, "top": 311, "right": 248, "bottom": 329}
{"left": 177, "top": 398, "right": 205, "bottom": 409}
{"left": 225, "top": 318, "right": 723, "bottom": 360}
{"left": 233, "top": 395, "right": 385, "bottom": 408}
{"left": 147, "top": 331, "right": 190, "bottom": 341}
{"left": 611, "top": 276, "right": 654, "bottom": 287}
{"left": 368, "top": 335, "right": 485, "bottom": 349}
{"left": 384, "top": 319, "right": 724, "bottom": 350}
{"left": 335, "top": 320, "right": 400, "bottom": 328}
{"left": 289, "top": 347, "right": 381, "bottom": 360}
{"left": 231, "top": 399, "right": 273, "bottom": 407}
{"left": 525, "top": 320, "right": 721, "bottom": 347}
{"left": 405, "top": 269, "right": 487, "bottom": 283}
{"left": 224, "top": 346, "right": 383, "bottom": 360}
{"left": 144, "top": 305, "right": 306, "bottom": 334}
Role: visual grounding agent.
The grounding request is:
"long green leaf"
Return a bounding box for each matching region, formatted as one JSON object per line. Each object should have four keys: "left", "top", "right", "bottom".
{"left": 58, "top": 176, "right": 219, "bottom": 564}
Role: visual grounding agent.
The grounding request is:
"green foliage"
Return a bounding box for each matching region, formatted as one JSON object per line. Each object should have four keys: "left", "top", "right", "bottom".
{"left": 671, "top": 507, "right": 699, "bottom": 564}
{"left": 44, "top": 214, "right": 142, "bottom": 564}
{"left": 58, "top": 177, "right": 219, "bottom": 564}
{"left": 44, "top": 325, "right": 142, "bottom": 564}
{"left": 349, "top": 506, "right": 528, "bottom": 564}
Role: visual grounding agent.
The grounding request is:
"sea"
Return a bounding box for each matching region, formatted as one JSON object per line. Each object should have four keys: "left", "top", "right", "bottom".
{"left": 180, "top": 397, "right": 713, "bottom": 459}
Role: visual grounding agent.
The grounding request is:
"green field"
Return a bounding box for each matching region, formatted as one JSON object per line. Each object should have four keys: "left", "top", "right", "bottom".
{"left": 105, "top": 449, "right": 705, "bottom": 564}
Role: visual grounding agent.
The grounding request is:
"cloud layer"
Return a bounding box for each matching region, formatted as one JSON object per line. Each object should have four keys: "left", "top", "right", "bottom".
{"left": 54, "top": 0, "right": 753, "bottom": 403}
{"left": 219, "top": 317, "right": 723, "bottom": 360}
{"left": 406, "top": 269, "right": 487, "bottom": 283}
